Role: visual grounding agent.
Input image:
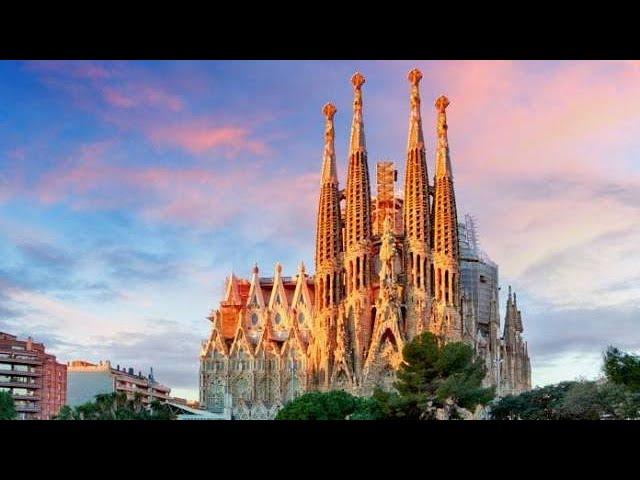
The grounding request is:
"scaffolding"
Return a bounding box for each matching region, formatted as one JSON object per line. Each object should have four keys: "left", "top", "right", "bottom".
{"left": 375, "top": 161, "right": 397, "bottom": 235}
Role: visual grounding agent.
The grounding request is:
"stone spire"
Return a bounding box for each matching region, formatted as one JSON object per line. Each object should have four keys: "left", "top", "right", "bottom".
{"left": 501, "top": 285, "right": 531, "bottom": 395}
{"left": 341, "top": 72, "right": 374, "bottom": 383}
{"left": 314, "top": 103, "right": 343, "bottom": 311}
{"left": 430, "top": 94, "right": 461, "bottom": 342}
{"left": 344, "top": 72, "right": 373, "bottom": 293}
{"left": 403, "top": 68, "right": 431, "bottom": 339}
{"left": 504, "top": 286, "right": 520, "bottom": 335}
{"left": 432, "top": 95, "right": 459, "bottom": 270}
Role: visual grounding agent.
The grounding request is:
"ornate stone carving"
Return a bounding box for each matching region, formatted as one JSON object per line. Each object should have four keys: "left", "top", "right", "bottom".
{"left": 435, "top": 94, "right": 450, "bottom": 113}
{"left": 351, "top": 71, "right": 365, "bottom": 90}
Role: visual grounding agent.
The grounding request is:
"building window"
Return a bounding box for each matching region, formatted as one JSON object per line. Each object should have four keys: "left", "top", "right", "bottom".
{"left": 251, "top": 313, "right": 259, "bottom": 326}
{"left": 298, "top": 312, "right": 305, "bottom": 324}
{"left": 274, "top": 313, "right": 282, "bottom": 325}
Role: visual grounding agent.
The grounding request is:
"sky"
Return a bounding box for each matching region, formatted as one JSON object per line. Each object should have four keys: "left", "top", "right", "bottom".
{"left": 1, "top": 60, "right": 639, "bottom": 400}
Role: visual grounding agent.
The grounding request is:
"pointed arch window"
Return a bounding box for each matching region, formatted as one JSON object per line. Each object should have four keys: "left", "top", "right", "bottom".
{"left": 274, "top": 313, "right": 282, "bottom": 325}
{"left": 298, "top": 312, "right": 305, "bottom": 325}
{"left": 251, "top": 313, "right": 259, "bottom": 326}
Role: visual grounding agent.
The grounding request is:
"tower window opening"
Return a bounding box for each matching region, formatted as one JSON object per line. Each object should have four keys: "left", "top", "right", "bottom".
{"left": 445, "top": 270, "right": 449, "bottom": 304}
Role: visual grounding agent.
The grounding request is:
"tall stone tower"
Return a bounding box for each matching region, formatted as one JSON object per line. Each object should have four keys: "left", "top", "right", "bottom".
{"left": 311, "top": 103, "right": 343, "bottom": 388}
{"left": 501, "top": 287, "right": 532, "bottom": 395}
{"left": 402, "top": 68, "right": 431, "bottom": 340}
{"left": 430, "top": 95, "right": 462, "bottom": 342}
{"left": 342, "top": 72, "right": 374, "bottom": 384}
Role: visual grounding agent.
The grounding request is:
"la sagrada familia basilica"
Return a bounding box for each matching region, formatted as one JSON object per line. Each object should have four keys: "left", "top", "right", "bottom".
{"left": 199, "top": 69, "right": 532, "bottom": 419}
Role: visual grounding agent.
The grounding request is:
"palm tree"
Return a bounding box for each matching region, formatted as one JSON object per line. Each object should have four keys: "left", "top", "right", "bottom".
{"left": 54, "top": 391, "right": 177, "bottom": 420}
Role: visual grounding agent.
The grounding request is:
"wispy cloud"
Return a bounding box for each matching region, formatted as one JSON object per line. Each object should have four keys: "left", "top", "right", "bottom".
{"left": 147, "top": 123, "right": 267, "bottom": 155}
{"left": 101, "top": 85, "right": 183, "bottom": 111}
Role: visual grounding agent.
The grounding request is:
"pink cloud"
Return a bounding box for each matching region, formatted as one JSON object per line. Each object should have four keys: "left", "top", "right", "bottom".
{"left": 147, "top": 124, "right": 268, "bottom": 155}
{"left": 25, "top": 61, "right": 112, "bottom": 80}
{"left": 102, "top": 87, "right": 137, "bottom": 108}
{"left": 140, "top": 87, "right": 183, "bottom": 111}
{"left": 425, "top": 61, "right": 640, "bottom": 181}
{"left": 27, "top": 61, "right": 184, "bottom": 113}
{"left": 101, "top": 85, "right": 183, "bottom": 111}
{"left": 28, "top": 141, "right": 309, "bottom": 234}
{"left": 24, "top": 61, "right": 276, "bottom": 158}
{"left": 410, "top": 60, "right": 640, "bottom": 307}
{"left": 76, "top": 63, "right": 112, "bottom": 80}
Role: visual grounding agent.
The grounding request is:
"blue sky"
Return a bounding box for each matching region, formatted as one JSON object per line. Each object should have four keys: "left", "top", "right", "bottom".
{"left": 1, "top": 60, "right": 640, "bottom": 400}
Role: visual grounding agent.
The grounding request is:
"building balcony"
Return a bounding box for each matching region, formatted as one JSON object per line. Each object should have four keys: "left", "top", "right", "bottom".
{"left": 13, "top": 394, "right": 41, "bottom": 401}
{"left": 0, "top": 355, "right": 42, "bottom": 365}
{"left": 121, "top": 386, "right": 154, "bottom": 396}
{"left": 116, "top": 384, "right": 138, "bottom": 393}
{"left": 0, "top": 367, "right": 40, "bottom": 377}
{"left": 116, "top": 376, "right": 149, "bottom": 387}
{"left": 0, "top": 380, "right": 41, "bottom": 389}
{"left": 15, "top": 403, "right": 40, "bottom": 413}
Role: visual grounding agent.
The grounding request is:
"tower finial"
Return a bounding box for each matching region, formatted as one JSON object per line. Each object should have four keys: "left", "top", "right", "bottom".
{"left": 321, "top": 103, "right": 338, "bottom": 183}
{"left": 435, "top": 95, "right": 452, "bottom": 178}
{"left": 351, "top": 72, "right": 365, "bottom": 90}
{"left": 323, "top": 102, "right": 336, "bottom": 120}
{"left": 349, "top": 72, "right": 366, "bottom": 154}
{"left": 435, "top": 95, "right": 450, "bottom": 113}
{"left": 407, "top": 68, "right": 425, "bottom": 150}
{"left": 408, "top": 68, "right": 423, "bottom": 87}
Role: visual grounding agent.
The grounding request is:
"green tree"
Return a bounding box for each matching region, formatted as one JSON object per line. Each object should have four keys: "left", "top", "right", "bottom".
{"left": 276, "top": 390, "right": 366, "bottom": 420}
{"left": 557, "top": 381, "right": 605, "bottom": 420}
{"left": 603, "top": 346, "right": 640, "bottom": 392}
{"left": 53, "top": 392, "right": 177, "bottom": 420}
{"left": 392, "top": 332, "right": 494, "bottom": 419}
{"left": 55, "top": 405, "right": 76, "bottom": 420}
{"left": 0, "top": 391, "right": 17, "bottom": 420}
{"left": 277, "top": 333, "right": 495, "bottom": 420}
{"left": 491, "top": 381, "right": 575, "bottom": 420}
{"left": 349, "top": 389, "right": 392, "bottom": 420}
{"left": 491, "top": 377, "right": 640, "bottom": 420}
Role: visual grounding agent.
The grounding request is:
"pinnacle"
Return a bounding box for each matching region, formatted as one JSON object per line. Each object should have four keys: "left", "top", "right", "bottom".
{"left": 323, "top": 102, "right": 336, "bottom": 119}
{"left": 435, "top": 95, "right": 450, "bottom": 112}
{"left": 351, "top": 72, "right": 365, "bottom": 90}
{"left": 408, "top": 68, "right": 423, "bottom": 86}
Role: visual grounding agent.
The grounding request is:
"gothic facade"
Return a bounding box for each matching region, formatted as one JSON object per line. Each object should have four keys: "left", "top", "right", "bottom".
{"left": 199, "top": 69, "right": 532, "bottom": 419}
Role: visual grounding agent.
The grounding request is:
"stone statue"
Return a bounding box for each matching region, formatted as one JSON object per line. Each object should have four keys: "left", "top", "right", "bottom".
{"left": 379, "top": 215, "right": 396, "bottom": 290}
